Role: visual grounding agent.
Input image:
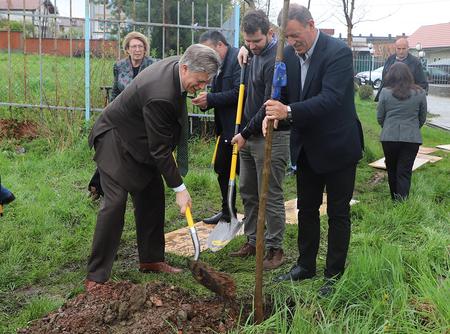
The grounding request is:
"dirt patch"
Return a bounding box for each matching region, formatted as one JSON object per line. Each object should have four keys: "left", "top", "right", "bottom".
{"left": 0, "top": 119, "right": 38, "bottom": 140}
{"left": 18, "top": 281, "right": 241, "bottom": 334}
{"left": 368, "top": 171, "right": 386, "bottom": 187}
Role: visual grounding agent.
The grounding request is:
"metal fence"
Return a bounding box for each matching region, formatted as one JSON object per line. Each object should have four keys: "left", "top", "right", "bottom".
{"left": 0, "top": 0, "right": 239, "bottom": 125}
{"left": 353, "top": 55, "right": 450, "bottom": 87}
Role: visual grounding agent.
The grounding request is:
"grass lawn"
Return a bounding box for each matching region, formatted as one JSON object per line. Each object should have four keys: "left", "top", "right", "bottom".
{"left": 0, "top": 96, "right": 449, "bottom": 333}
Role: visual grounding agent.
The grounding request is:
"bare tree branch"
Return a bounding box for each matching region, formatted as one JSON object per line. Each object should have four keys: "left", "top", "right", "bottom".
{"left": 243, "top": 0, "right": 256, "bottom": 9}
{"left": 331, "top": 0, "right": 398, "bottom": 47}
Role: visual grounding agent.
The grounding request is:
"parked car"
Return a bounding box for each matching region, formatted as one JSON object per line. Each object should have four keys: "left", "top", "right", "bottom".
{"left": 425, "top": 67, "right": 450, "bottom": 84}
{"left": 355, "top": 66, "right": 383, "bottom": 89}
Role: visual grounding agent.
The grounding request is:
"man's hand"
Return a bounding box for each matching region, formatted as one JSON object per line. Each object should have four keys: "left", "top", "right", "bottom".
{"left": 231, "top": 133, "right": 246, "bottom": 150}
{"left": 262, "top": 116, "right": 279, "bottom": 137}
{"left": 191, "top": 92, "right": 208, "bottom": 109}
{"left": 264, "top": 100, "right": 288, "bottom": 120}
{"left": 237, "top": 46, "right": 249, "bottom": 67}
{"left": 176, "top": 189, "right": 192, "bottom": 215}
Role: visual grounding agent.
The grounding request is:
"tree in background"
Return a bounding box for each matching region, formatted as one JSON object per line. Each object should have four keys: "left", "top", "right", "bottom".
{"left": 96, "top": 0, "right": 233, "bottom": 58}
{"left": 332, "top": 0, "right": 394, "bottom": 47}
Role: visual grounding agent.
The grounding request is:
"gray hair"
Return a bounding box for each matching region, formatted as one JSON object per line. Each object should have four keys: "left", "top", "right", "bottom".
{"left": 278, "top": 3, "right": 313, "bottom": 27}
{"left": 180, "top": 44, "right": 221, "bottom": 79}
{"left": 122, "top": 31, "right": 150, "bottom": 55}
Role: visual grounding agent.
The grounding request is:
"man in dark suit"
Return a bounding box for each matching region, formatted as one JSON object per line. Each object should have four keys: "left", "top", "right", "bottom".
{"left": 85, "top": 44, "right": 221, "bottom": 291}
{"left": 263, "top": 4, "right": 364, "bottom": 296}
{"left": 192, "top": 31, "right": 241, "bottom": 225}
{"left": 375, "top": 37, "right": 428, "bottom": 101}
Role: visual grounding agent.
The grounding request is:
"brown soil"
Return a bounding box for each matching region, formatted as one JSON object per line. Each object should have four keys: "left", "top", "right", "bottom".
{"left": 368, "top": 171, "right": 386, "bottom": 186}
{"left": 0, "top": 119, "right": 38, "bottom": 140}
{"left": 18, "top": 281, "right": 241, "bottom": 334}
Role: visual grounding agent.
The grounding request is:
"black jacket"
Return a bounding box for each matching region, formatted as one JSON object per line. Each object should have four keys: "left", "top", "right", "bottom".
{"left": 204, "top": 46, "right": 241, "bottom": 141}
{"left": 285, "top": 32, "right": 363, "bottom": 173}
{"left": 375, "top": 53, "right": 428, "bottom": 101}
{"left": 240, "top": 40, "right": 290, "bottom": 139}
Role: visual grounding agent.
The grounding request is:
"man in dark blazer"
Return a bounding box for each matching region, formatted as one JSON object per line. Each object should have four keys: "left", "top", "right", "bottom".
{"left": 263, "top": 4, "right": 364, "bottom": 296}
{"left": 375, "top": 37, "right": 428, "bottom": 101}
{"left": 85, "top": 44, "right": 221, "bottom": 291}
{"left": 192, "top": 31, "right": 241, "bottom": 224}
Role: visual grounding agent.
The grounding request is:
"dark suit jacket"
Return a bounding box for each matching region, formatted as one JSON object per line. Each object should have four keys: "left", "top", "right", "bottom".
{"left": 89, "top": 56, "right": 185, "bottom": 189}
{"left": 375, "top": 53, "right": 428, "bottom": 101}
{"left": 205, "top": 46, "right": 241, "bottom": 141}
{"left": 286, "top": 32, "right": 363, "bottom": 174}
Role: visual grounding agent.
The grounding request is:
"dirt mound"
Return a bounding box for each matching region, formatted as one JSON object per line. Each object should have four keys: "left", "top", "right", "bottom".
{"left": 0, "top": 119, "right": 38, "bottom": 140}
{"left": 19, "top": 281, "right": 240, "bottom": 334}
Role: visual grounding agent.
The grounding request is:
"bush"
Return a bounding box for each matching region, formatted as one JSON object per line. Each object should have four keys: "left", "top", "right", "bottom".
{"left": 354, "top": 81, "right": 360, "bottom": 95}
{"left": 359, "top": 84, "right": 374, "bottom": 100}
{"left": 0, "top": 20, "right": 34, "bottom": 36}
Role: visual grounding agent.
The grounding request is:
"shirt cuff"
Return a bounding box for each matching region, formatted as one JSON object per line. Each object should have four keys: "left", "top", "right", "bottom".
{"left": 241, "top": 126, "right": 252, "bottom": 140}
{"left": 172, "top": 183, "right": 186, "bottom": 193}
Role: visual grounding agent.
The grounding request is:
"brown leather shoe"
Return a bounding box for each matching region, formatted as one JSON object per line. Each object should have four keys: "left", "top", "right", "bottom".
{"left": 230, "top": 242, "right": 256, "bottom": 257}
{"left": 263, "top": 248, "right": 285, "bottom": 270}
{"left": 139, "top": 262, "right": 183, "bottom": 274}
{"left": 84, "top": 279, "right": 104, "bottom": 292}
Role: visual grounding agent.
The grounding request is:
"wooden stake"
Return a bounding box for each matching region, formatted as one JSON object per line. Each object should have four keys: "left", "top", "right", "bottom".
{"left": 254, "top": 0, "right": 290, "bottom": 325}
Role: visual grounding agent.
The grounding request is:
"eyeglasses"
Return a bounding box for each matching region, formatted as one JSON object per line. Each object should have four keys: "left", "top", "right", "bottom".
{"left": 129, "top": 45, "right": 145, "bottom": 50}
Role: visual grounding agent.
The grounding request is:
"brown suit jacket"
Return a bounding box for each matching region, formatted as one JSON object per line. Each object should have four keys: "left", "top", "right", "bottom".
{"left": 89, "top": 56, "right": 185, "bottom": 190}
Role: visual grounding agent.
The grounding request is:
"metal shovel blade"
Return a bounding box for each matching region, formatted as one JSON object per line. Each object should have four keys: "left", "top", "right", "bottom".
{"left": 206, "top": 216, "right": 243, "bottom": 252}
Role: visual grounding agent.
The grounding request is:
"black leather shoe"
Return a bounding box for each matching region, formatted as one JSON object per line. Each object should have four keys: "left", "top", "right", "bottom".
{"left": 318, "top": 278, "right": 336, "bottom": 298}
{"left": 203, "top": 212, "right": 223, "bottom": 225}
{"left": 273, "top": 264, "right": 315, "bottom": 282}
{"left": 1, "top": 193, "right": 15, "bottom": 205}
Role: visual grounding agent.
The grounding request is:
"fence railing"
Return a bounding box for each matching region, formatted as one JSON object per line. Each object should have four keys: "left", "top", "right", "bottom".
{"left": 353, "top": 55, "right": 450, "bottom": 87}
{"left": 0, "top": 0, "right": 239, "bottom": 128}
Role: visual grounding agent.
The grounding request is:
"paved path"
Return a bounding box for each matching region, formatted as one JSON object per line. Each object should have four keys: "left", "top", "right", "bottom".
{"left": 426, "top": 95, "right": 450, "bottom": 131}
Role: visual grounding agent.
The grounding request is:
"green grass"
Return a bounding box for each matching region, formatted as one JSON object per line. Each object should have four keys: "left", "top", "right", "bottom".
{"left": 0, "top": 52, "right": 114, "bottom": 110}
{"left": 0, "top": 96, "right": 449, "bottom": 333}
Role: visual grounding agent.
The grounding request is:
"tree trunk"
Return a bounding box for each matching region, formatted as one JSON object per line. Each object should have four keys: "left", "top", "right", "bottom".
{"left": 347, "top": 25, "right": 352, "bottom": 48}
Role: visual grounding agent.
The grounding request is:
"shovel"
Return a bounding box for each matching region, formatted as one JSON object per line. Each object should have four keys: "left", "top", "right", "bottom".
{"left": 207, "top": 63, "right": 246, "bottom": 252}
{"left": 210, "top": 135, "right": 221, "bottom": 169}
{"left": 185, "top": 207, "right": 236, "bottom": 300}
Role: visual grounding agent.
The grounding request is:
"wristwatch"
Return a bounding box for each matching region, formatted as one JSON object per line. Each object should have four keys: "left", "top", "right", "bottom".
{"left": 286, "top": 105, "right": 293, "bottom": 123}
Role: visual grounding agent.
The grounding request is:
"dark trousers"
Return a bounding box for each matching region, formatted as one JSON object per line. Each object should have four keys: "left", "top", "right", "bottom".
{"left": 87, "top": 168, "right": 165, "bottom": 283}
{"left": 214, "top": 138, "right": 237, "bottom": 215}
{"left": 296, "top": 150, "right": 357, "bottom": 278}
{"left": 382, "top": 141, "right": 419, "bottom": 200}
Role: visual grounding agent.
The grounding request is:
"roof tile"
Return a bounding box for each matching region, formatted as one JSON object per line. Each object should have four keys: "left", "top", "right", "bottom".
{"left": 408, "top": 22, "right": 450, "bottom": 49}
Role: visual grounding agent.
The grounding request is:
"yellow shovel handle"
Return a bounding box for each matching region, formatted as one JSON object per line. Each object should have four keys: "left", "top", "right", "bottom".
{"left": 235, "top": 84, "right": 245, "bottom": 125}
{"left": 229, "top": 144, "right": 239, "bottom": 181}
{"left": 211, "top": 135, "right": 220, "bottom": 167}
{"left": 185, "top": 206, "right": 195, "bottom": 228}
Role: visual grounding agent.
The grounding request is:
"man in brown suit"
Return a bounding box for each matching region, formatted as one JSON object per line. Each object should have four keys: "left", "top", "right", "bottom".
{"left": 85, "top": 44, "right": 221, "bottom": 291}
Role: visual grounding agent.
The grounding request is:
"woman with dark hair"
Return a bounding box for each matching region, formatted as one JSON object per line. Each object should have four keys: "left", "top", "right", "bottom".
{"left": 89, "top": 32, "right": 155, "bottom": 199}
{"left": 377, "top": 62, "right": 427, "bottom": 201}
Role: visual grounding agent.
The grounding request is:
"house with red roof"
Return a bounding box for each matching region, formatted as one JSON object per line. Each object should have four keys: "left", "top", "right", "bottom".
{"left": 408, "top": 22, "right": 450, "bottom": 64}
